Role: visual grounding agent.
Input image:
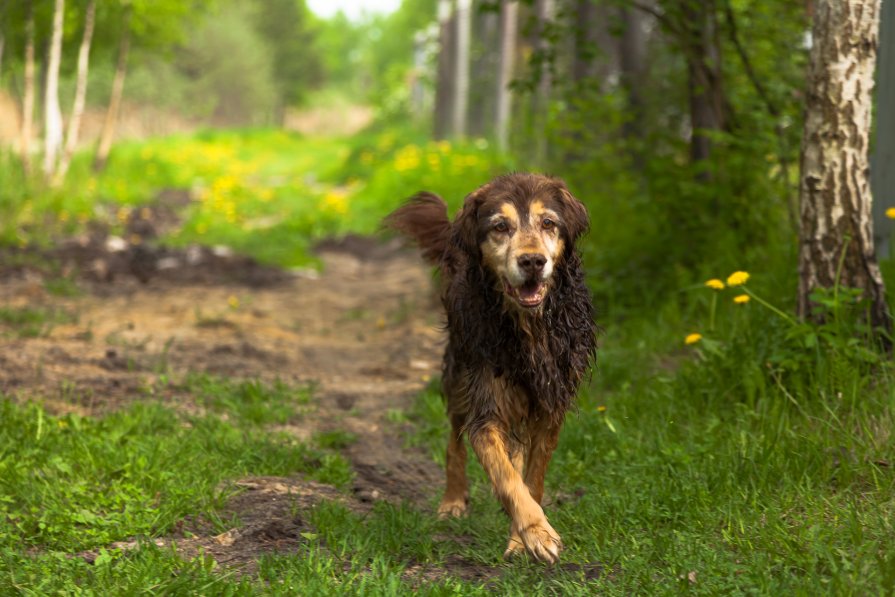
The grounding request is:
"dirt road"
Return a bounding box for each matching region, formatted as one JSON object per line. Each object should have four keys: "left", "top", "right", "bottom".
{"left": 0, "top": 235, "right": 455, "bottom": 570}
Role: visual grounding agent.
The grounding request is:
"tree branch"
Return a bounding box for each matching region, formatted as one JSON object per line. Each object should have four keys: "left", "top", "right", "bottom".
{"left": 722, "top": 0, "right": 779, "bottom": 116}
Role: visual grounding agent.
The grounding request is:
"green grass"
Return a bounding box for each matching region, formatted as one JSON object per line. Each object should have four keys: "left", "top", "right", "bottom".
{"left": 0, "top": 306, "right": 76, "bottom": 338}
{"left": 0, "top": 127, "right": 513, "bottom": 269}
{"left": 3, "top": 127, "right": 895, "bottom": 592}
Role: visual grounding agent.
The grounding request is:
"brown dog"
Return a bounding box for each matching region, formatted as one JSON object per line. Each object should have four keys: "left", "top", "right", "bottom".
{"left": 386, "top": 173, "right": 597, "bottom": 563}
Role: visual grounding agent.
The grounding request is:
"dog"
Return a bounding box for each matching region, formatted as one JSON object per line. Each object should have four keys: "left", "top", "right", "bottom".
{"left": 386, "top": 173, "right": 597, "bottom": 564}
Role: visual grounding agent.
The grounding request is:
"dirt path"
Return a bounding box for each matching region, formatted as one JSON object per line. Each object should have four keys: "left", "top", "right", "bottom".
{"left": 0, "top": 236, "right": 453, "bottom": 571}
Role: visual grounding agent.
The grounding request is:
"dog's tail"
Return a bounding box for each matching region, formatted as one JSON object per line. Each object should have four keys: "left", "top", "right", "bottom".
{"left": 384, "top": 192, "right": 451, "bottom": 265}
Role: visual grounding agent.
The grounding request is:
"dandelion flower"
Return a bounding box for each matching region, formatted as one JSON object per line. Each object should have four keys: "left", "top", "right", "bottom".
{"left": 705, "top": 278, "right": 725, "bottom": 290}
{"left": 596, "top": 405, "right": 607, "bottom": 412}
{"left": 887, "top": 207, "right": 895, "bottom": 219}
{"left": 727, "top": 271, "right": 750, "bottom": 286}
{"left": 685, "top": 333, "right": 702, "bottom": 345}
{"left": 733, "top": 294, "right": 750, "bottom": 304}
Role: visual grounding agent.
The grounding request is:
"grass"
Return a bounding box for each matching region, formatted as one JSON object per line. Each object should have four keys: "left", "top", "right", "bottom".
{"left": 0, "top": 127, "right": 513, "bottom": 269}
{"left": 0, "top": 306, "right": 76, "bottom": 338}
{"left": 3, "top": 126, "right": 895, "bottom": 593}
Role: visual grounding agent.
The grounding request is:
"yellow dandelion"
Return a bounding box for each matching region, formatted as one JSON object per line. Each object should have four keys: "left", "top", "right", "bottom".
{"left": 596, "top": 405, "right": 607, "bottom": 412}
{"left": 705, "top": 278, "right": 725, "bottom": 290}
{"left": 887, "top": 207, "right": 895, "bottom": 219}
{"left": 685, "top": 333, "right": 703, "bottom": 345}
{"left": 228, "top": 295, "right": 240, "bottom": 309}
{"left": 727, "top": 271, "right": 750, "bottom": 286}
{"left": 733, "top": 294, "right": 750, "bottom": 304}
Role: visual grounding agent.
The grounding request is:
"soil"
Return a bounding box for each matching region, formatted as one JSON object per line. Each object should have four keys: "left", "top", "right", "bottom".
{"left": 0, "top": 225, "right": 452, "bottom": 574}
{"left": 1, "top": 220, "right": 606, "bottom": 583}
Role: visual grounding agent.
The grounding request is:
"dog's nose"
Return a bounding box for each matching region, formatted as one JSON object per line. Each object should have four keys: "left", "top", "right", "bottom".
{"left": 517, "top": 253, "right": 547, "bottom": 275}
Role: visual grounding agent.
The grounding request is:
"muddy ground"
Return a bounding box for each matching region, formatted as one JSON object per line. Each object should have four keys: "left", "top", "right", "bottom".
{"left": 0, "top": 225, "right": 606, "bottom": 584}
{"left": 0, "top": 229, "right": 491, "bottom": 575}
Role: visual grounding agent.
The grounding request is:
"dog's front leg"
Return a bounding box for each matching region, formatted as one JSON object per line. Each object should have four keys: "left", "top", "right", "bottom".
{"left": 438, "top": 413, "right": 469, "bottom": 518}
{"left": 505, "top": 418, "right": 563, "bottom": 558}
{"left": 469, "top": 424, "right": 562, "bottom": 564}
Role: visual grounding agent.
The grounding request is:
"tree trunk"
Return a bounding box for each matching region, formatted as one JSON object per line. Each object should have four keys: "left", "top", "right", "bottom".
{"left": 21, "top": 0, "right": 36, "bottom": 175}
{"left": 532, "top": 0, "right": 555, "bottom": 164}
{"left": 452, "top": 0, "right": 472, "bottom": 138}
{"left": 683, "top": 0, "right": 726, "bottom": 166}
{"left": 434, "top": 0, "right": 454, "bottom": 140}
{"left": 571, "top": 0, "right": 592, "bottom": 84}
{"left": 94, "top": 9, "right": 131, "bottom": 172}
{"left": 872, "top": 0, "right": 895, "bottom": 256}
{"left": 468, "top": 9, "right": 498, "bottom": 138}
{"left": 495, "top": 0, "right": 518, "bottom": 151}
{"left": 43, "top": 0, "right": 65, "bottom": 178}
{"left": 797, "top": 0, "right": 890, "bottom": 334}
{"left": 57, "top": 0, "right": 96, "bottom": 181}
{"left": 619, "top": 7, "right": 649, "bottom": 142}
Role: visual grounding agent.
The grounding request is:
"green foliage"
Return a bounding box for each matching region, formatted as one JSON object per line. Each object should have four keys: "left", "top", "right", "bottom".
{"left": 176, "top": 1, "right": 279, "bottom": 124}
{"left": 250, "top": 0, "right": 321, "bottom": 106}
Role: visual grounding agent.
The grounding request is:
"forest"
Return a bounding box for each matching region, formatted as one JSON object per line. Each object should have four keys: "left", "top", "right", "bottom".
{"left": 1, "top": 0, "right": 895, "bottom": 593}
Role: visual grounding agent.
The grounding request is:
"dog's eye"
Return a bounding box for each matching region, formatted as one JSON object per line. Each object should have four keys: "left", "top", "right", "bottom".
{"left": 542, "top": 218, "right": 556, "bottom": 231}
{"left": 493, "top": 221, "right": 509, "bottom": 233}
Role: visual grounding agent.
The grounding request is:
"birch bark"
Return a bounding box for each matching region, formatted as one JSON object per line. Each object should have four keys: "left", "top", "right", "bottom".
{"left": 495, "top": 0, "right": 517, "bottom": 151}
{"left": 57, "top": 0, "right": 96, "bottom": 181}
{"left": 797, "top": 0, "right": 890, "bottom": 333}
{"left": 43, "top": 0, "right": 66, "bottom": 177}
{"left": 21, "top": 0, "right": 35, "bottom": 174}
{"left": 94, "top": 9, "right": 131, "bottom": 172}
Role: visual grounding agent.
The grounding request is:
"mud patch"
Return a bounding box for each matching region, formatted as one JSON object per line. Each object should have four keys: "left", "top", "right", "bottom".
{"left": 77, "top": 476, "right": 348, "bottom": 575}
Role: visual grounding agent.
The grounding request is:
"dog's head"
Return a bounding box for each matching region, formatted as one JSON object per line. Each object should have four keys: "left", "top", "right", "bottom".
{"left": 452, "top": 173, "right": 589, "bottom": 311}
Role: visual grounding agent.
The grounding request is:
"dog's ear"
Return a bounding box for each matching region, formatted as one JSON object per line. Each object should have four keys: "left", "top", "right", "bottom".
{"left": 554, "top": 182, "right": 589, "bottom": 244}
{"left": 451, "top": 184, "right": 489, "bottom": 255}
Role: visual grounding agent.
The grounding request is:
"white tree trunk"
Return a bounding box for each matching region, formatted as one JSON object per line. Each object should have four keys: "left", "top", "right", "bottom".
{"left": 495, "top": 0, "right": 517, "bottom": 152}
{"left": 57, "top": 0, "right": 96, "bottom": 181}
{"left": 533, "top": 0, "right": 555, "bottom": 164}
{"left": 452, "top": 0, "right": 471, "bottom": 138}
{"left": 43, "top": 0, "right": 65, "bottom": 177}
{"left": 21, "top": 0, "right": 36, "bottom": 175}
{"left": 94, "top": 11, "right": 131, "bottom": 172}
{"left": 798, "top": 0, "right": 890, "bottom": 332}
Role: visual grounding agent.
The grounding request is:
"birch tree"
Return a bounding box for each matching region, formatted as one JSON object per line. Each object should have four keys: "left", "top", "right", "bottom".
{"left": 21, "top": 0, "right": 36, "bottom": 175}
{"left": 495, "top": 0, "right": 517, "bottom": 151}
{"left": 94, "top": 4, "right": 132, "bottom": 172}
{"left": 797, "top": 0, "right": 891, "bottom": 334}
{"left": 57, "top": 0, "right": 97, "bottom": 181}
{"left": 532, "top": 0, "right": 554, "bottom": 163}
{"left": 452, "top": 0, "right": 472, "bottom": 138}
{"left": 43, "top": 0, "right": 66, "bottom": 177}
{"left": 433, "top": 0, "right": 454, "bottom": 140}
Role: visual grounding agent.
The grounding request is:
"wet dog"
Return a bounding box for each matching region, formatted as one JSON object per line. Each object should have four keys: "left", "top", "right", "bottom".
{"left": 386, "top": 173, "right": 597, "bottom": 563}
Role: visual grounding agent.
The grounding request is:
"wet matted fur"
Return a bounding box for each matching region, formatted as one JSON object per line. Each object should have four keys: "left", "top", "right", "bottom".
{"left": 385, "top": 173, "right": 598, "bottom": 564}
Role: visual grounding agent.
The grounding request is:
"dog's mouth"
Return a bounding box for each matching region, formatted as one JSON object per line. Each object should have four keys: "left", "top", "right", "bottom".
{"left": 504, "top": 278, "right": 547, "bottom": 308}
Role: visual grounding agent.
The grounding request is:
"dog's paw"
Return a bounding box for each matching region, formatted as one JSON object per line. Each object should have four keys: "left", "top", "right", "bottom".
{"left": 503, "top": 530, "right": 526, "bottom": 559}
{"left": 518, "top": 519, "right": 563, "bottom": 564}
{"left": 437, "top": 496, "right": 468, "bottom": 519}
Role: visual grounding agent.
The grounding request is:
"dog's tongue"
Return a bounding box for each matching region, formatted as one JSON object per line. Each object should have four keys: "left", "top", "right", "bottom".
{"left": 519, "top": 280, "right": 542, "bottom": 300}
